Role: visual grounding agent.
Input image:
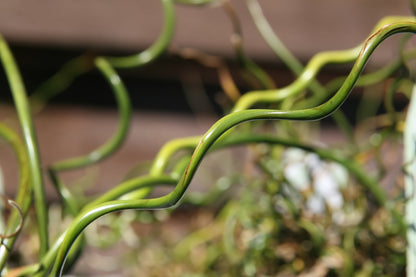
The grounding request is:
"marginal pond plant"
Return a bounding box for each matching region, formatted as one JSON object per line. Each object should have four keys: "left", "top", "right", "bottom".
{"left": 0, "top": 0, "right": 416, "bottom": 276}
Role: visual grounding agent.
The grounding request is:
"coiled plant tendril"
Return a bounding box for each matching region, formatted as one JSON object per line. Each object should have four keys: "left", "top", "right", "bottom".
{"left": 48, "top": 21, "right": 416, "bottom": 276}
{"left": 0, "top": 1, "right": 415, "bottom": 276}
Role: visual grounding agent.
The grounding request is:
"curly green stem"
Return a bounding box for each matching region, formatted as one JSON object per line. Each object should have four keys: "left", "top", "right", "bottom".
{"left": 47, "top": 57, "right": 132, "bottom": 215}
{"left": 174, "top": 21, "right": 415, "bottom": 210}
{"left": 233, "top": 15, "right": 416, "bottom": 112}
{"left": 29, "top": 0, "right": 175, "bottom": 113}
{"left": 0, "top": 34, "right": 49, "bottom": 256}
{"left": 49, "top": 58, "right": 132, "bottom": 171}
{"left": 105, "top": 0, "right": 175, "bottom": 68}
{"left": 0, "top": 123, "right": 30, "bottom": 271}
{"left": 30, "top": 53, "right": 95, "bottom": 114}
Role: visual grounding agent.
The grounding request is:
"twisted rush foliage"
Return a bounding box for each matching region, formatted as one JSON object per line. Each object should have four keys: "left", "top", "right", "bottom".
{"left": 0, "top": 0, "right": 416, "bottom": 276}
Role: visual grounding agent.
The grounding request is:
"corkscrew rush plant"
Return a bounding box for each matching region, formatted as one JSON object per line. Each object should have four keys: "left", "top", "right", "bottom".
{"left": 0, "top": 0, "right": 415, "bottom": 276}
{"left": 47, "top": 20, "right": 416, "bottom": 276}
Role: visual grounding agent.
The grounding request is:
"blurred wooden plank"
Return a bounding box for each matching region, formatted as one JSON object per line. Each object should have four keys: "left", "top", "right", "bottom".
{"left": 0, "top": 0, "right": 411, "bottom": 64}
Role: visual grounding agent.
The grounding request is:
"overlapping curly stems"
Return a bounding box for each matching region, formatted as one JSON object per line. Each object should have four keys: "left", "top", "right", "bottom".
{"left": 49, "top": 19, "right": 416, "bottom": 276}
{"left": 0, "top": 0, "right": 415, "bottom": 275}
